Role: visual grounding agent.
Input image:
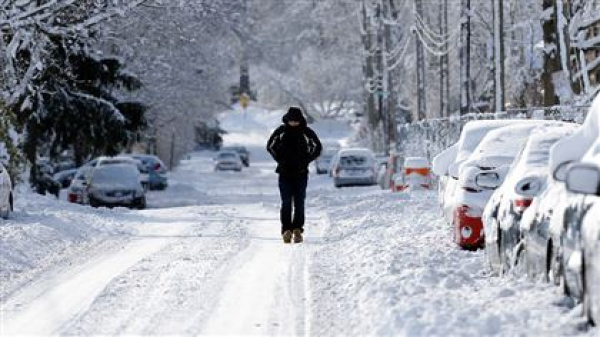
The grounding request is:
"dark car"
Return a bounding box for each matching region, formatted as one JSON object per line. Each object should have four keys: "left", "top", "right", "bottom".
{"left": 87, "top": 164, "right": 146, "bottom": 209}
{"left": 222, "top": 145, "right": 250, "bottom": 167}
{"left": 53, "top": 168, "right": 78, "bottom": 189}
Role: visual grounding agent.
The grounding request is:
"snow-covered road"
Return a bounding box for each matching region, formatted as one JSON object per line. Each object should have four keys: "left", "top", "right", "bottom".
{"left": 0, "top": 106, "right": 596, "bottom": 335}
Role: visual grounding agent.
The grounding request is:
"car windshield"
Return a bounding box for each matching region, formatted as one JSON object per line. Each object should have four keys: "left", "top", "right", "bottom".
{"left": 339, "top": 155, "right": 370, "bottom": 168}
{"left": 219, "top": 152, "right": 237, "bottom": 159}
{"left": 92, "top": 165, "right": 140, "bottom": 188}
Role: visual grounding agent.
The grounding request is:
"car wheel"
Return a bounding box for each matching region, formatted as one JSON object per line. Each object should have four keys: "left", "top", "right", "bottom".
{"left": 137, "top": 197, "right": 146, "bottom": 210}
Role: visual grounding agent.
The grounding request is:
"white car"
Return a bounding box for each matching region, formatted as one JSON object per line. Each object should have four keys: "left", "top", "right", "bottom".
{"left": 482, "top": 125, "right": 578, "bottom": 273}
{"left": 214, "top": 151, "right": 243, "bottom": 171}
{"left": 331, "top": 148, "right": 377, "bottom": 188}
{"left": 0, "top": 162, "right": 13, "bottom": 219}
{"left": 86, "top": 156, "right": 149, "bottom": 190}
{"left": 67, "top": 166, "right": 93, "bottom": 204}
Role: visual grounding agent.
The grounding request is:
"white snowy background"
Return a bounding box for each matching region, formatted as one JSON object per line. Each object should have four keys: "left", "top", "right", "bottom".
{"left": 0, "top": 104, "right": 596, "bottom": 335}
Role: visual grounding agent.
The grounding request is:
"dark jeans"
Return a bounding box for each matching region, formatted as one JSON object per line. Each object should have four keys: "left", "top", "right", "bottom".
{"left": 278, "top": 174, "right": 308, "bottom": 234}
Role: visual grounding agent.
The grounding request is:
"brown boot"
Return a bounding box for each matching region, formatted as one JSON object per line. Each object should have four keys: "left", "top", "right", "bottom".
{"left": 293, "top": 229, "right": 303, "bottom": 243}
{"left": 282, "top": 230, "right": 292, "bottom": 244}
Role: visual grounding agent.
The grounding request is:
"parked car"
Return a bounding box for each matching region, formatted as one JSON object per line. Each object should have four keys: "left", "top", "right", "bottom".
{"left": 580, "top": 201, "right": 600, "bottom": 325}
{"left": 434, "top": 120, "right": 541, "bottom": 227}
{"left": 53, "top": 168, "right": 78, "bottom": 189}
{"left": 126, "top": 154, "right": 168, "bottom": 190}
{"left": 482, "top": 125, "right": 577, "bottom": 273}
{"left": 87, "top": 164, "right": 146, "bottom": 209}
{"left": 452, "top": 122, "right": 564, "bottom": 249}
{"left": 0, "top": 162, "right": 13, "bottom": 219}
{"left": 393, "top": 157, "right": 431, "bottom": 192}
{"left": 331, "top": 148, "right": 377, "bottom": 188}
{"left": 214, "top": 151, "right": 243, "bottom": 171}
{"left": 67, "top": 166, "right": 93, "bottom": 204}
{"left": 315, "top": 147, "right": 339, "bottom": 174}
{"left": 222, "top": 145, "right": 250, "bottom": 167}
{"left": 433, "top": 143, "right": 458, "bottom": 207}
{"left": 86, "top": 156, "right": 150, "bottom": 190}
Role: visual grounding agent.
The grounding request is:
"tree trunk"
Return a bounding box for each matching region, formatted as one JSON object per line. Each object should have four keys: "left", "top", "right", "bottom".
{"left": 415, "top": 0, "right": 427, "bottom": 121}
{"left": 460, "top": 0, "right": 471, "bottom": 115}
{"left": 541, "top": 0, "right": 560, "bottom": 106}
{"left": 493, "top": 0, "right": 505, "bottom": 112}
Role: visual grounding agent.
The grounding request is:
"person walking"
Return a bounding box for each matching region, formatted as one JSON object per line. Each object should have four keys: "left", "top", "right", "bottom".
{"left": 266, "top": 107, "right": 322, "bottom": 244}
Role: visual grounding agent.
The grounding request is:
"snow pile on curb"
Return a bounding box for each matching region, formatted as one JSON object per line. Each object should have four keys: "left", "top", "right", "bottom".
{"left": 0, "top": 188, "right": 134, "bottom": 298}
{"left": 308, "top": 187, "right": 588, "bottom": 335}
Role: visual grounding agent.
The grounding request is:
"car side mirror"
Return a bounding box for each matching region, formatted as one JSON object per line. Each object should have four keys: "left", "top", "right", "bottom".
{"left": 475, "top": 171, "right": 501, "bottom": 190}
{"left": 564, "top": 163, "right": 600, "bottom": 195}
{"left": 514, "top": 176, "right": 542, "bottom": 197}
{"left": 553, "top": 161, "right": 573, "bottom": 182}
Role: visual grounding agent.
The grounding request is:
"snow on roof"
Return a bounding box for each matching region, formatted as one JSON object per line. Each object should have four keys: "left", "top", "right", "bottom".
{"left": 505, "top": 125, "right": 579, "bottom": 184}
{"left": 338, "top": 147, "right": 375, "bottom": 158}
{"left": 455, "top": 120, "right": 545, "bottom": 164}
{"left": 550, "top": 94, "right": 600, "bottom": 174}
{"left": 404, "top": 157, "right": 429, "bottom": 168}
{"left": 463, "top": 122, "right": 573, "bottom": 170}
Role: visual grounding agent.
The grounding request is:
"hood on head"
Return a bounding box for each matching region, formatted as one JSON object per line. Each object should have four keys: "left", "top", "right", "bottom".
{"left": 282, "top": 107, "right": 307, "bottom": 127}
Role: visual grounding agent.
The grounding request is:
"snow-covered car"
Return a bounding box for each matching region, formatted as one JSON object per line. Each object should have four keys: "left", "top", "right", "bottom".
{"left": 67, "top": 166, "right": 93, "bottom": 205}
{"left": 214, "top": 151, "right": 243, "bottom": 171}
{"left": 433, "top": 143, "right": 458, "bottom": 207}
{"left": 453, "top": 122, "right": 565, "bottom": 249}
{"left": 540, "top": 95, "right": 600, "bottom": 307}
{"left": 560, "top": 162, "right": 600, "bottom": 324}
{"left": 87, "top": 164, "right": 146, "bottom": 209}
{"left": 53, "top": 168, "right": 78, "bottom": 189}
{"left": 482, "top": 125, "right": 578, "bottom": 273}
{"left": 126, "top": 154, "right": 168, "bottom": 190}
{"left": 86, "top": 156, "right": 150, "bottom": 190}
{"left": 435, "top": 120, "right": 542, "bottom": 227}
{"left": 580, "top": 201, "right": 600, "bottom": 325}
{"left": 331, "top": 148, "right": 377, "bottom": 188}
{"left": 221, "top": 145, "right": 250, "bottom": 167}
{"left": 393, "top": 157, "right": 431, "bottom": 192}
{"left": 315, "top": 147, "right": 339, "bottom": 174}
{"left": 67, "top": 166, "right": 93, "bottom": 204}
{"left": 0, "top": 162, "right": 13, "bottom": 219}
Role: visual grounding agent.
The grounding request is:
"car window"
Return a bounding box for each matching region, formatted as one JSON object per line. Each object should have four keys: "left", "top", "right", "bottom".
{"left": 339, "top": 155, "right": 370, "bottom": 168}
{"left": 91, "top": 166, "right": 139, "bottom": 185}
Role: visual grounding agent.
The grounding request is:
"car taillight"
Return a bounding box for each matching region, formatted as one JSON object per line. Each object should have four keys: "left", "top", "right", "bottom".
{"left": 513, "top": 198, "right": 532, "bottom": 214}
{"left": 154, "top": 163, "right": 161, "bottom": 171}
{"left": 456, "top": 204, "right": 481, "bottom": 218}
{"left": 68, "top": 193, "right": 78, "bottom": 203}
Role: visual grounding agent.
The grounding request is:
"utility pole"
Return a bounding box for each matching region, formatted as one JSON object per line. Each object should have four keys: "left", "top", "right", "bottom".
{"left": 239, "top": 0, "right": 251, "bottom": 98}
{"left": 493, "top": 0, "right": 505, "bottom": 112}
{"left": 376, "top": 0, "right": 387, "bottom": 152}
{"left": 438, "top": 0, "right": 445, "bottom": 118}
{"left": 169, "top": 129, "right": 175, "bottom": 170}
{"left": 459, "top": 0, "right": 471, "bottom": 115}
{"left": 443, "top": 0, "right": 449, "bottom": 117}
{"left": 386, "top": 0, "right": 398, "bottom": 152}
{"left": 415, "top": 0, "right": 427, "bottom": 121}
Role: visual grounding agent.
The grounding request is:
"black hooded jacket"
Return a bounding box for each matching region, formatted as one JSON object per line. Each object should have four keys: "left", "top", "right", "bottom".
{"left": 266, "top": 108, "right": 322, "bottom": 176}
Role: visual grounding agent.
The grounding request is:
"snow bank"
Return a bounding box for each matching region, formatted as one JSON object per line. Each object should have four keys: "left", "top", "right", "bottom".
{"left": 0, "top": 187, "right": 133, "bottom": 298}
{"left": 307, "top": 187, "right": 586, "bottom": 335}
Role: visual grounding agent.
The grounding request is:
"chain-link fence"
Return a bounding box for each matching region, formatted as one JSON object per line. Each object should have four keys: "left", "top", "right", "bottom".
{"left": 396, "top": 106, "right": 590, "bottom": 161}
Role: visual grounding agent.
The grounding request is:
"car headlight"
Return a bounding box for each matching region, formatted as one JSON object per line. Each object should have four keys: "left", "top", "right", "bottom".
{"left": 461, "top": 226, "right": 473, "bottom": 239}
